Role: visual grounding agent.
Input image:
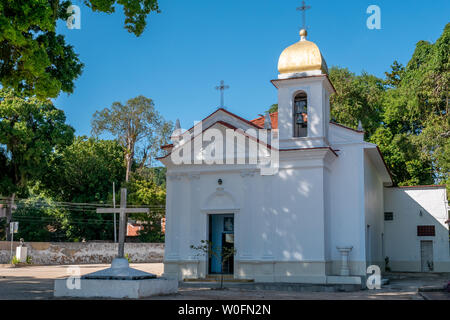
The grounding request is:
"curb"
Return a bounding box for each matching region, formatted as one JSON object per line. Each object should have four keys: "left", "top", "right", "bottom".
{"left": 418, "top": 286, "right": 446, "bottom": 292}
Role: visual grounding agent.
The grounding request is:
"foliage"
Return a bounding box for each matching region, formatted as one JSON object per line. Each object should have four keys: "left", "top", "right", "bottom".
{"left": 0, "top": 89, "right": 74, "bottom": 238}
{"left": 0, "top": 89, "right": 75, "bottom": 196}
{"left": 91, "top": 95, "right": 173, "bottom": 182}
{"left": 328, "top": 22, "right": 449, "bottom": 190}
{"left": 329, "top": 67, "right": 384, "bottom": 137}
{"left": 0, "top": 1, "right": 83, "bottom": 99}
{"left": 40, "top": 136, "right": 125, "bottom": 203}
{"left": 86, "top": 0, "right": 160, "bottom": 36}
{"left": 267, "top": 104, "right": 278, "bottom": 113}
{"left": 149, "top": 167, "right": 167, "bottom": 188}
{"left": 38, "top": 136, "right": 126, "bottom": 241}
{"left": 371, "top": 23, "right": 449, "bottom": 189}
{"left": 0, "top": 0, "right": 159, "bottom": 99}
{"left": 126, "top": 171, "right": 166, "bottom": 242}
{"left": 133, "top": 166, "right": 167, "bottom": 188}
{"left": 393, "top": 23, "right": 449, "bottom": 190}
{"left": 384, "top": 61, "right": 405, "bottom": 88}
{"left": 12, "top": 196, "right": 69, "bottom": 242}
{"left": 328, "top": 62, "right": 438, "bottom": 186}
{"left": 10, "top": 255, "right": 20, "bottom": 265}
{"left": 190, "top": 240, "right": 236, "bottom": 289}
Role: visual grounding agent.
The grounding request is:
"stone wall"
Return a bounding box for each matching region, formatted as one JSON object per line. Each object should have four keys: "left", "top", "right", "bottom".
{"left": 0, "top": 241, "right": 164, "bottom": 265}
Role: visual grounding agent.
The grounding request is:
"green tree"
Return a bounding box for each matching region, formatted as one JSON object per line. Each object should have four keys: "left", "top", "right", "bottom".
{"left": 39, "top": 136, "right": 126, "bottom": 241}
{"left": 384, "top": 60, "right": 405, "bottom": 88}
{"left": 190, "top": 240, "right": 236, "bottom": 289}
{"left": 126, "top": 172, "right": 166, "bottom": 242}
{"left": 0, "top": 89, "right": 74, "bottom": 238}
{"left": 267, "top": 104, "right": 278, "bottom": 113}
{"left": 0, "top": 0, "right": 159, "bottom": 99}
{"left": 328, "top": 66, "right": 384, "bottom": 137}
{"left": 91, "top": 95, "right": 173, "bottom": 182}
{"left": 41, "top": 136, "right": 125, "bottom": 203}
{"left": 378, "top": 23, "right": 449, "bottom": 189}
{"left": 12, "top": 196, "right": 69, "bottom": 242}
{"left": 132, "top": 166, "right": 167, "bottom": 188}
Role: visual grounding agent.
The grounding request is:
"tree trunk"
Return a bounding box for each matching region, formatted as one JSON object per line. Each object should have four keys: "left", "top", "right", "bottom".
{"left": 5, "top": 193, "right": 15, "bottom": 241}
{"left": 125, "top": 139, "right": 135, "bottom": 182}
{"left": 125, "top": 154, "right": 132, "bottom": 182}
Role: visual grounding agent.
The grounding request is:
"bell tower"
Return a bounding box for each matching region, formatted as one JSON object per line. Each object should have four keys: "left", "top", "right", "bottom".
{"left": 272, "top": 28, "right": 334, "bottom": 149}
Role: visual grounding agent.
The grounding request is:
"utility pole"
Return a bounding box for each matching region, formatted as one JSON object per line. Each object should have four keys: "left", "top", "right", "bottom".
{"left": 113, "top": 182, "right": 117, "bottom": 243}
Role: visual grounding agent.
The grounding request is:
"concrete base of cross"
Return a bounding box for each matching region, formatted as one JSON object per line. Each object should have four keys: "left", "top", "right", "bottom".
{"left": 53, "top": 258, "right": 178, "bottom": 298}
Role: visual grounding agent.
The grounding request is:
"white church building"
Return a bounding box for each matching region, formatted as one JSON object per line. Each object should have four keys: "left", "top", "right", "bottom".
{"left": 158, "top": 28, "right": 450, "bottom": 285}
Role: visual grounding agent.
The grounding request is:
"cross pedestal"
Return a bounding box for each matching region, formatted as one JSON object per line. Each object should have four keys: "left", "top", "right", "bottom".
{"left": 54, "top": 188, "right": 178, "bottom": 298}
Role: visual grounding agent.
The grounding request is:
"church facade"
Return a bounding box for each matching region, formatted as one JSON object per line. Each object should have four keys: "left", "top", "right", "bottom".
{"left": 159, "top": 29, "right": 449, "bottom": 285}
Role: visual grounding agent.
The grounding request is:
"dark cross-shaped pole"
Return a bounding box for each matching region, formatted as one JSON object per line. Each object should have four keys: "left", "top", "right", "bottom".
{"left": 97, "top": 188, "right": 149, "bottom": 258}
{"left": 215, "top": 80, "right": 229, "bottom": 108}
{"left": 296, "top": 0, "right": 311, "bottom": 30}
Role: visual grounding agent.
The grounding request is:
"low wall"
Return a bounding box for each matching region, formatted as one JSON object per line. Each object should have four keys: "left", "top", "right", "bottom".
{"left": 0, "top": 241, "right": 164, "bottom": 265}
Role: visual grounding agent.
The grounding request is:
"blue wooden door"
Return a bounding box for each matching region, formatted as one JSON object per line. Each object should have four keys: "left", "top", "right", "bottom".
{"left": 209, "top": 214, "right": 234, "bottom": 274}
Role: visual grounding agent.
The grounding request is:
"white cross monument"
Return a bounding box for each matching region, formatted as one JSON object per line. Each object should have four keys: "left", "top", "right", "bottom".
{"left": 83, "top": 187, "right": 155, "bottom": 279}
{"left": 54, "top": 188, "right": 178, "bottom": 298}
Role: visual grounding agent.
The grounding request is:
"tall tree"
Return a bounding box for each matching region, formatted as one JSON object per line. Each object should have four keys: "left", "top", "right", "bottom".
{"left": 0, "top": 89, "right": 74, "bottom": 238}
{"left": 38, "top": 136, "right": 126, "bottom": 241}
{"left": 127, "top": 173, "right": 166, "bottom": 242}
{"left": 384, "top": 60, "right": 405, "bottom": 88}
{"left": 12, "top": 196, "right": 69, "bottom": 242}
{"left": 41, "top": 136, "right": 125, "bottom": 203}
{"left": 91, "top": 95, "right": 173, "bottom": 182}
{"left": 381, "top": 23, "right": 449, "bottom": 189}
{"left": 328, "top": 66, "right": 384, "bottom": 137}
{"left": 0, "top": 0, "right": 159, "bottom": 99}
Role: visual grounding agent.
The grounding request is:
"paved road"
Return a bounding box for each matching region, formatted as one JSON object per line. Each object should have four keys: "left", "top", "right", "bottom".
{"left": 0, "top": 264, "right": 448, "bottom": 300}
{"left": 0, "top": 263, "right": 164, "bottom": 300}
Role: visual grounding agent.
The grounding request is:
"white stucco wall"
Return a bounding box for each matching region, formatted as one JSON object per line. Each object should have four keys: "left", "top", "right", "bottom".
{"left": 384, "top": 186, "right": 450, "bottom": 272}
{"left": 328, "top": 128, "right": 367, "bottom": 276}
{"left": 163, "top": 146, "right": 337, "bottom": 282}
{"left": 363, "top": 151, "right": 385, "bottom": 268}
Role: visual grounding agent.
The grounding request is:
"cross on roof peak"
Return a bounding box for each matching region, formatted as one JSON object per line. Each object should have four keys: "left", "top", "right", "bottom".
{"left": 296, "top": 0, "right": 311, "bottom": 30}
{"left": 215, "top": 80, "right": 229, "bottom": 109}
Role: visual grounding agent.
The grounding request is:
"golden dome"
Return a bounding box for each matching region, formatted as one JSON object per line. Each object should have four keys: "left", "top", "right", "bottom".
{"left": 278, "top": 29, "right": 328, "bottom": 75}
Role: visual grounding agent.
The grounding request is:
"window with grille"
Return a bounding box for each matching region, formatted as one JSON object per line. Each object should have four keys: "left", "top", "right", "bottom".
{"left": 417, "top": 225, "right": 435, "bottom": 236}
{"left": 293, "top": 92, "right": 307, "bottom": 137}
{"left": 384, "top": 212, "right": 393, "bottom": 221}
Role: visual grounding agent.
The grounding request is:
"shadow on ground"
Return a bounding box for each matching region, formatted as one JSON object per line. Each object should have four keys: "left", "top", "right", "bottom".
{"left": 0, "top": 265, "right": 448, "bottom": 300}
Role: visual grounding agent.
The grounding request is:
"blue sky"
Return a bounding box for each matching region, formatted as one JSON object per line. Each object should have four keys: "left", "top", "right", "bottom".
{"left": 55, "top": 0, "right": 450, "bottom": 137}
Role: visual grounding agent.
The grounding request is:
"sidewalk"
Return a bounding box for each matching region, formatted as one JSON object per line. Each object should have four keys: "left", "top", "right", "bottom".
{"left": 0, "top": 264, "right": 448, "bottom": 300}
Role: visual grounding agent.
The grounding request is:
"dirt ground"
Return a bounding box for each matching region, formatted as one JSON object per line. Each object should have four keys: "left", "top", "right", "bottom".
{"left": 0, "top": 263, "right": 448, "bottom": 300}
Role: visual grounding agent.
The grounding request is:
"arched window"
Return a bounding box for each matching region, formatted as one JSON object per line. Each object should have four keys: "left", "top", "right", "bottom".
{"left": 293, "top": 92, "right": 307, "bottom": 137}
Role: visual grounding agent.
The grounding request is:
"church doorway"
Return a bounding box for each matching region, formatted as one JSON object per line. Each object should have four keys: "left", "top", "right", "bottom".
{"left": 208, "top": 214, "right": 234, "bottom": 275}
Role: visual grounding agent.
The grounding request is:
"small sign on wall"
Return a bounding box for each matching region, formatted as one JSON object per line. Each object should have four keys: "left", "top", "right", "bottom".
{"left": 10, "top": 222, "right": 18, "bottom": 234}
